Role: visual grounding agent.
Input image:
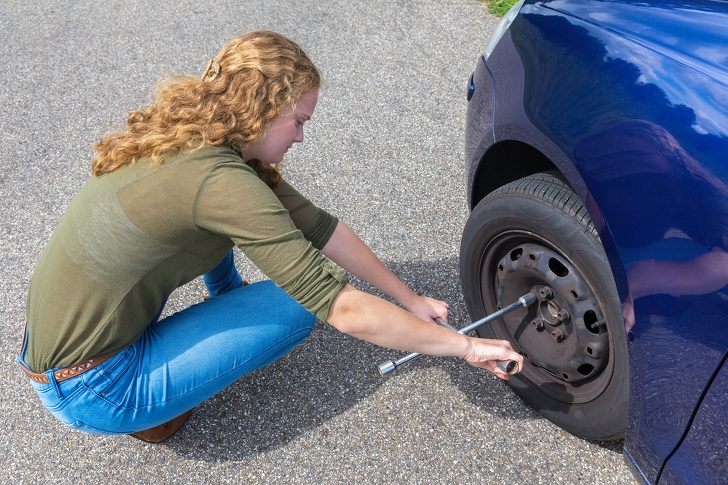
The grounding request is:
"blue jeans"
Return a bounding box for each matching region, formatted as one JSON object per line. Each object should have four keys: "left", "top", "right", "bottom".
{"left": 18, "top": 250, "right": 316, "bottom": 435}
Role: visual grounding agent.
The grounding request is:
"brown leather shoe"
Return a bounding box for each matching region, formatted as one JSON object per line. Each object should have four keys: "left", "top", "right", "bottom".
{"left": 130, "top": 411, "right": 191, "bottom": 443}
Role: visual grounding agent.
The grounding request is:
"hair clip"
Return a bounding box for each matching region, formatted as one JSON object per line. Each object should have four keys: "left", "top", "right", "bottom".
{"left": 202, "top": 59, "right": 221, "bottom": 81}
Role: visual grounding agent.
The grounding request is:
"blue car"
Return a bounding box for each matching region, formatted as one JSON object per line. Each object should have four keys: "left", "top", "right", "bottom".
{"left": 461, "top": 1, "right": 728, "bottom": 482}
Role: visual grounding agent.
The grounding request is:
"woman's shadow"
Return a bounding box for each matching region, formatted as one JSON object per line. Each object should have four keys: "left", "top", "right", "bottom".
{"left": 165, "top": 256, "right": 620, "bottom": 460}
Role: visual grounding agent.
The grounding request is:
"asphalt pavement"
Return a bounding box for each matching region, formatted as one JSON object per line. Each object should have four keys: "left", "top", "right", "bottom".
{"left": 0, "top": 1, "right": 635, "bottom": 483}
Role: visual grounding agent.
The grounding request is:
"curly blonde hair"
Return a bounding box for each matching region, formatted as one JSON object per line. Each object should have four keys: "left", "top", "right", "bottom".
{"left": 91, "top": 31, "right": 321, "bottom": 186}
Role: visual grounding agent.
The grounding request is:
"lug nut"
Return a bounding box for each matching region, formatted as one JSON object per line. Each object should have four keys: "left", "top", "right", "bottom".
{"left": 556, "top": 309, "right": 570, "bottom": 322}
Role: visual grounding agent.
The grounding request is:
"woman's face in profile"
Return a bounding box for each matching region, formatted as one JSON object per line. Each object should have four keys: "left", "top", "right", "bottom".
{"left": 242, "top": 88, "right": 319, "bottom": 164}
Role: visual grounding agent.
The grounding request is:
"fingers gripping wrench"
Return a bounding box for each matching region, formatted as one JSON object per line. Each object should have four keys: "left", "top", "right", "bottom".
{"left": 378, "top": 292, "right": 537, "bottom": 376}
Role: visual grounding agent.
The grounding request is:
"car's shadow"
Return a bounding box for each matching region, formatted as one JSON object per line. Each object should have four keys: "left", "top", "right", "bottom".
{"left": 163, "top": 256, "right": 623, "bottom": 460}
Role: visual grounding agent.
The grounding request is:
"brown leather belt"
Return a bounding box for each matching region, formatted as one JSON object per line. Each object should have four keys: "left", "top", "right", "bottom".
{"left": 20, "top": 355, "right": 112, "bottom": 384}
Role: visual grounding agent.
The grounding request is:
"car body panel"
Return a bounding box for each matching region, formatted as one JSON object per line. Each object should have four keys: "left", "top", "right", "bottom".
{"left": 465, "top": 0, "right": 728, "bottom": 482}
{"left": 465, "top": 57, "right": 497, "bottom": 198}
{"left": 660, "top": 353, "right": 728, "bottom": 483}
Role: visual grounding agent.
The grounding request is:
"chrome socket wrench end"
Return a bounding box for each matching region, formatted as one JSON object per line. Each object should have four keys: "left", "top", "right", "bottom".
{"left": 496, "top": 359, "right": 518, "bottom": 374}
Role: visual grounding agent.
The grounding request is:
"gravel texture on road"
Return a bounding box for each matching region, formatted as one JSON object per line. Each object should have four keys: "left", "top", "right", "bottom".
{"left": 0, "top": 1, "right": 634, "bottom": 483}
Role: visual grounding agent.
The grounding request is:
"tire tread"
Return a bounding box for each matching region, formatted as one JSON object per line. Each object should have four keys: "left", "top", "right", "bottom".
{"left": 489, "top": 172, "right": 602, "bottom": 247}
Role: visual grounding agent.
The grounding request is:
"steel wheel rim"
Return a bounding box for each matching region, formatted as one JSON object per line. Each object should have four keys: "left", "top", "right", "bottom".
{"left": 480, "top": 230, "right": 614, "bottom": 403}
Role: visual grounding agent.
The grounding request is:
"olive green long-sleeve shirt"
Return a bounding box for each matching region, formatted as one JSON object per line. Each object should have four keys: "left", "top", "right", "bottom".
{"left": 25, "top": 145, "right": 347, "bottom": 372}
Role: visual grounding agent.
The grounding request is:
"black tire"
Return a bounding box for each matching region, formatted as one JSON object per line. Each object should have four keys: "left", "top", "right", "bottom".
{"left": 460, "top": 171, "right": 628, "bottom": 440}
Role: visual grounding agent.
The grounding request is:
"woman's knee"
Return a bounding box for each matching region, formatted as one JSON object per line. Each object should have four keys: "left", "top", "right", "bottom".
{"left": 265, "top": 283, "right": 316, "bottom": 329}
{"left": 292, "top": 304, "right": 317, "bottom": 334}
{"left": 257, "top": 280, "right": 316, "bottom": 332}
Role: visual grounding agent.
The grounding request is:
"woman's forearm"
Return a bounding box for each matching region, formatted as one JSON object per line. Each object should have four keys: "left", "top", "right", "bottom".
{"left": 326, "top": 284, "right": 469, "bottom": 356}
{"left": 326, "top": 284, "right": 525, "bottom": 379}
{"left": 322, "top": 221, "right": 418, "bottom": 307}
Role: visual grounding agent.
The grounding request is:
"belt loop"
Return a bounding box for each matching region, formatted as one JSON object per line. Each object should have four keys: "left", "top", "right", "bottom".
{"left": 46, "top": 370, "right": 63, "bottom": 399}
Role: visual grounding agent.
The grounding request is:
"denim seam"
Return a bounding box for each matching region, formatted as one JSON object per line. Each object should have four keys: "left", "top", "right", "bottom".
{"left": 102, "top": 346, "right": 133, "bottom": 374}
{"left": 82, "top": 326, "right": 312, "bottom": 411}
{"left": 70, "top": 420, "right": 120, "bottom": 434}
{"left": 42, "top": 384, "right": 87, "bottom": 412}
{"left": 95, "top": 346, "right": 137, "bottom": 393}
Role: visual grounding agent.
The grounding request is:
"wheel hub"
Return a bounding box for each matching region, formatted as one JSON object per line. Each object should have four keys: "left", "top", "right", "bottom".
{"left": 537, "top": 293, "right": 568, "bottom": 327}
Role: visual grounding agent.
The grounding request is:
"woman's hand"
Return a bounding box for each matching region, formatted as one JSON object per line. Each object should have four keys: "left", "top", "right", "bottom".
{"left": 328, "top": 285, "right": 524, "bottom": 380}
{"left": 462, "top": 337, "right": 524, "bottom": 380}
{"left": 622, "top": 294, "right": 635, "bottom": 333}
{"left": 403, "top": 294, "right": 522, "bottom": 380}
{"left": 403, "top": 294, "right": 449, "bottom": 324}
{"left": 322, "top": 223, "right": 452, "bottom": 322}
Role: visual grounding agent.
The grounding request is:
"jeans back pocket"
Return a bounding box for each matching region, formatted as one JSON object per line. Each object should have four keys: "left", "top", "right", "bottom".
{"left": 83, "top": 345, "right": 137, "bottom": 406}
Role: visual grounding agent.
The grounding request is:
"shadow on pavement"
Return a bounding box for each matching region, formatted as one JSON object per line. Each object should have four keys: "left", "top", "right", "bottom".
{"left": 162, "top": 255, "right": 621, "bottom": 460}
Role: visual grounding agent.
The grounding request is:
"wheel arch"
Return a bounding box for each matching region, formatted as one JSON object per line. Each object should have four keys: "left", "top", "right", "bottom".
{"left": 469, "top": 140, "right": 555, "bottom": 210}
{"left": 469, "top": 139, "right": 630, "bottom": 303}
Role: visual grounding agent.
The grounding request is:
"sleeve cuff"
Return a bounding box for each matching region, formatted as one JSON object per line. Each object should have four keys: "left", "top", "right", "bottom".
{"left": 314, "top": 260, "right": 349, "bottom": 322}
{"left": 308, "top": 211, "right": 339, "bottom": 250}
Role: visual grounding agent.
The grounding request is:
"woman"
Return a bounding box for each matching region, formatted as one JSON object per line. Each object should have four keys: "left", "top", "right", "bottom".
{"left": 19, "top": 31, "right": 522, "bottom": 443}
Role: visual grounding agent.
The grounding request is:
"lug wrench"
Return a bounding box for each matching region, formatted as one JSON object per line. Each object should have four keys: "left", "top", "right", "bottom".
{"left": 378, "top": 291, "right": 537, "bottom": 376}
